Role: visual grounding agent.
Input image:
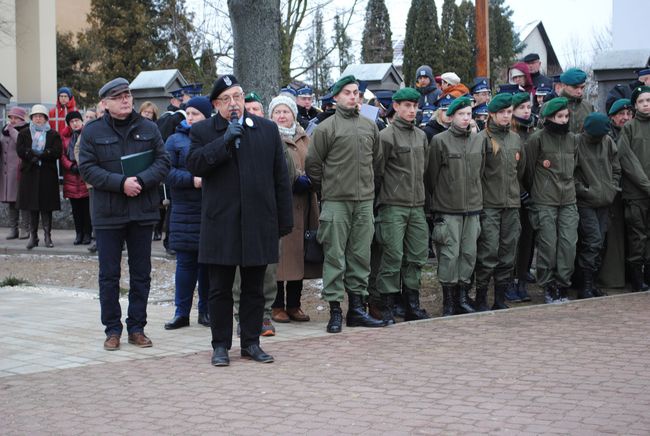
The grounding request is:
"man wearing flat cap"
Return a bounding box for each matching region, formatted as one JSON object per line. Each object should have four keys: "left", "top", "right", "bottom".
{"left": 79, "top": 77, "right": 170, "bottom": 351}
{"left": 305, "top": 75, "right": 386, "bottom": 333}
{"left": 370, "top": 87, "right": 430, "bottom": 325}
{"left": 186, "top": 74, "right": 293, "bottom": 366}
{"left": 523, "top": 53, "right": 551, "bottom": 90}
{"left": 559, "top": 68, "right": 594, "bottom": 133}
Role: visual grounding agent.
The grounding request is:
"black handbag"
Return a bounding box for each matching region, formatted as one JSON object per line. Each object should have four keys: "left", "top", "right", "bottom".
{"left": 304, "top": 197, "right": 324, "bottom": 264}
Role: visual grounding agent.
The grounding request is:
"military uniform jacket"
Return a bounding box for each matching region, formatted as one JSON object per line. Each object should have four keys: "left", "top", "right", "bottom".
{"left": 562, "top": 92, "right": 594, "bottom": 134}
{"left": 306, "top": 105, "right": 382, "bottom": 202}
{"left": 476, "top": 120, "right": 526, "bottom": 209}
{"left": 617, "top": 112, "right": 650, "bottom": 201}
{"left": 376, "top": 116, "right": 428, "bottom": 207}
{"left": 525, "top": 127, "right": 577, "bottom": 207}
{"left": 574, "top": 133, "right": 621, "bottom": 208}
{"left": 427, "top": 124, "right": 484, "bottom": 214}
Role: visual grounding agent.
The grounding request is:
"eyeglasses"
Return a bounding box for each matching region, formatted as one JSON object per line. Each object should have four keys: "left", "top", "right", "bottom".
{"left": 106, "top": 93, "right": 132, "bottom": 102}
{"left": 216, "top": 92, "right": 245, "bottom": 104}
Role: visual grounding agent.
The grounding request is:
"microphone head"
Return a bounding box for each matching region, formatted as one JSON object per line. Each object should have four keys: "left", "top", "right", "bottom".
{"left": 230, "top": 110, "right": 238, "bottom": 121}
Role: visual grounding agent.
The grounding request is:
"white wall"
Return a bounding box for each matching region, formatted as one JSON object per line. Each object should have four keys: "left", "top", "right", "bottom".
{"left": 0, "top": 0, "right": 17, "bottom": 101}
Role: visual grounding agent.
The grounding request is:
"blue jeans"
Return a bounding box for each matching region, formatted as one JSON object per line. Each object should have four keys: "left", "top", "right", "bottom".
{"left": 95, "top": 223, "right": 153, "bottom": 336}
{"left": 174, "top": 250, "right": 209, "bottom": 317}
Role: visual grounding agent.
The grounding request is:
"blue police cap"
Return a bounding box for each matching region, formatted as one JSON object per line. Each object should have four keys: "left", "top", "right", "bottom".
{"left": 536, "top": 83, "right": 552, "bottom": 96}
{"left": 471, "top": 78, "right": 490, "bottom": 94}
{"left": 374, "top": 90, "right": 395, "bottom": 109}
{"left": 638, "top": 68, "right": 650, "bottom": 77}
{"left": 496, "top": 84, "right": 520, "bottom": 95}
{"left": 472, "top": 103, "right": 489, "bottom": 116}
{"left": 296, "top": 86, "right": 314, "bottom": 96}
{"left": 181, "top": 83, "right": 203, "bottom": 97}
{"left": 280, "top": 86, "right": 297, "bottom": 97}
{"left": 170, "top": 88, "right": 184, "bottom": 99}
{"left": 435, "top": 94, "right": 456, "bottom": 109}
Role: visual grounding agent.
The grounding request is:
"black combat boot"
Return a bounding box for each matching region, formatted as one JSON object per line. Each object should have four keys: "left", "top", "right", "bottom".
{"left": 403, "top": 288, "right": 429, "bottom": 321}
{"left": 441, "top": 285, "right": 455, "bottom": 317}
{"left": 326, "top": 301, "right": 343, "bottom": 333}
{"left": 631, "top": 264, "right": 649, "bottom": 292}
{"left": 505, "top": 281, "right": 521, "bottom": 302}
{"left": 42, "top": 212, "right": 54, "bottom": 248}
{"left": 578, "top": 270, "right": 595, "bottom": 299}
{"left": 644, "top": 264, "right": 650, "bottom": 288}
{"left": 456, "top": 284, "right": 476, "bottom": 314}
{"left": 368, "top": 295, "right": 395, "bottom": 326}
{"left": 345, "top": 293, "right": 386, "bottom": 328}
{"left": 591, "top": 270, "right": 607, "bottom": 297}
{"left": 474, "top": 287, "right": 490, "bottom": 312}
{"left": 517, "top": 279, "right": 531, "bottom": 302}
{"left": 492, "top": 283, "right": 510, "bottom": 310}
{"left": 392, "top": 290, "right": 406, "bottom": 319}
{"left": 544, "top": 284, "right": 559, "bottom": 304}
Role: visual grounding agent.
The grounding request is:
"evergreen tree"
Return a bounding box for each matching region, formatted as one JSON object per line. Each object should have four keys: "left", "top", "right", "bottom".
{"left": 361, "top": 0, "right": 393, "bottom": 63}
{"left": 305, "top": 7, "right": 332, "bottom": 96}
{"left": 332, "top": 14, "right": 354, "bottom": 74}
{"left": 402, "top": 0, "right": 442, "bottom": 86}
{"left": 458, "top": 0, "right": 476, "bottom": 78}
{"left": 440, "top": 0, "right": 455, "bottom": 49}
{"left": 444, "top": 5, "right": 473, "bottom": 83}
{"left": 489, "top": 0, "right": 524, "bottom": 80}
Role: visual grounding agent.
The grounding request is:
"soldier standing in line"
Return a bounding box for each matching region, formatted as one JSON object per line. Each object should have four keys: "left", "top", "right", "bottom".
{"left": 369, "top": 88, "right": 430, "bottom": 325}
{"left": 426, "top": 97, "right": 484, "bottom": 316}
{"left": 306, "top": 75, "right": 386, "bottom": 333}
{"left": 525, "top": 97, "right": 578, "bottom": 304}
{"left": 559, "top": 68, "right": 594, "bottom": 134}
{"left": 473, "top": 93, "right": 526, "bottom": 311}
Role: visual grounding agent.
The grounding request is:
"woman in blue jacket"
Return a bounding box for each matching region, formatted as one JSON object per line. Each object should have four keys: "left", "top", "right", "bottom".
{"left": 164, "top": 96, "right": 213, "bottom": 329}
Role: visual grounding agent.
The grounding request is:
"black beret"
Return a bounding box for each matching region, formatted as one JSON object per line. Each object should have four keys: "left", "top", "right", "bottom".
{"left": 65, "top": 111, "right": 83, "bottom": 126}
{"left": 631, "top": 86, "right": 650, "bottom": 105}
{"left": 210, "top": 75, "right": 239, "bottom": 101}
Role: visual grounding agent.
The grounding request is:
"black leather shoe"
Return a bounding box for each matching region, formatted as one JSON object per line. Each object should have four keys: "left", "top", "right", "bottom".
{"left": 164, "top": 316, "right": 190, "bottom": 330}
{"left": 197, "top": 312, "right": 210, "bottom": 326}
{"left": 211, "top": 347, "right": 230, "bottom": 366}
{"left": 327, "top": 302, "right": 343, "bottom": 333}
{"left": 240, "top": 344, "right": 274, "bottom": 363}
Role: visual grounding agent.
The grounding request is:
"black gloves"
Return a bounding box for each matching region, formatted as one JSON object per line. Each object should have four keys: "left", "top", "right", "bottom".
{"left": 223, "top": 122, "right": 244, "bottom": 147}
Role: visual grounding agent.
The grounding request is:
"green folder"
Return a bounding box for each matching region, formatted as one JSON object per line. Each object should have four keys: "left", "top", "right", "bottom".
{"left": 121, "top": 149, "right": 154, "bottom": 177}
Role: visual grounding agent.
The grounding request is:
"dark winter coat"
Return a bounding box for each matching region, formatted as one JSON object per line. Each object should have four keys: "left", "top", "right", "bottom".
{"left": 0, "top": 122, "right": 29, "bottom": 203}
{"left": 165, "top": 122, "right": 202, "bottom": 252}
{"left": 186, "top": 112, "right": 293, "bottom": 266}
{"left": 61, "top": 130, "right": 89, "bottom": 199}
{"left": 297, "top": 105, "right": 319, "bottom": 130}
{"left": 16, "top": 127, "right": 62, "bottom": 211}
{"left": 606, "top": 81, "right": 641, "bottom": 113}
{"left": 422, "top": 117, "right": 448, "bottom": 143}
{"left": 78, "top": 111, "right": 170, "bottom": 229}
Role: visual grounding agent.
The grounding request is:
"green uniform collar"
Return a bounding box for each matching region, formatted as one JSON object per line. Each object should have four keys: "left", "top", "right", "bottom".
{"left": 449, "top": 123, "right": 472, "bottom": 137}
{"left": 560, "top": 89, "right": 582, "bottom": 104}
{"left": 487, "top": 118, "right": 510, "bottom": 135}
{"left": 336, "top": 104, "right": 359, "bottom": 119}
{"left": 393, "top": 115, "right": 415, "bottom": 130}
{"left": 636, "top": 111, "right": 650, "bottom": 121}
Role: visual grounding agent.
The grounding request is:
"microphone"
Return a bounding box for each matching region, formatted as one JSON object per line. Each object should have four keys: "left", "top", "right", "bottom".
{"left": 230, "top": 111, "right": 241, "bottom": 149}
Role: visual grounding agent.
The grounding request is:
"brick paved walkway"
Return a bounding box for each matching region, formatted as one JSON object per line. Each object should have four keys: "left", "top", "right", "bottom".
{"left": 2, "top": 286, "right": 649, "bottom": 434}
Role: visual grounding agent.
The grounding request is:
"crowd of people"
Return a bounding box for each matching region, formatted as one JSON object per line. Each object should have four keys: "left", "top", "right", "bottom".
{"left": 2, "top": 51, "right": 650, "bottom": 367}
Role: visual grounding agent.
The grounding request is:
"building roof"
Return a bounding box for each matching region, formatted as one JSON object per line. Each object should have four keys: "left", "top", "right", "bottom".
{"left": 129, "top": 69, "right": 188, "bottom": 91}
{"left": 0, "top": 82, "right": 13, "bottom": 104}
{"left": 340, "top": 63, "right": 403, "bottom": 91}
{"left": 592, "top": 49, "right": 650, "bottom": 71}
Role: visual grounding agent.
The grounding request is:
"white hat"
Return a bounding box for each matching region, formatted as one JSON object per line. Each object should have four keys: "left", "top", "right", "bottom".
{"left": 509, "top": 68, "right": 525, "bottom": 79}
{"left": 268, "top": 95, "right": 298, "bottom": 121}
{"left": 29, "top": 104, "right": 49, "bottom": 120}
{"left": 441, "top": 72, "right": 461, "bottom": 86}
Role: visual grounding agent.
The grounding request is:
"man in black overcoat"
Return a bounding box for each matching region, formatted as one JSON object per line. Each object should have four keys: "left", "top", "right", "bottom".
{"left": 187, "top": 75, "right": 293, "bottom": 366}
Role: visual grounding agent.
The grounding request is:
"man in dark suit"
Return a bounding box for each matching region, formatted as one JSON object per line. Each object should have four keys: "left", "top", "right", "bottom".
{"left": 187, "top": 75, "right": 293, "bottom": 366}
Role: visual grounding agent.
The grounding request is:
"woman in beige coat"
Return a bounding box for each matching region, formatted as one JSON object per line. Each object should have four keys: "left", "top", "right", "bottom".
{"left": 268, "top": 95, "right": 321, "bottom": 323}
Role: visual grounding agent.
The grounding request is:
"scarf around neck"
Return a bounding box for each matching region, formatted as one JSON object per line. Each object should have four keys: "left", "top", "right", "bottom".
{"left": 29, "top": 121, "right": 50, "bottom": 155}
{"left": 277, "top": 122, "right": 297, "bottom": 138}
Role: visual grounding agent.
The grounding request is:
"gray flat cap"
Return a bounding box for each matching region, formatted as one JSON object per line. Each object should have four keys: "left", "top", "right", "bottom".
{"left": 99, "top": 77, "right": 130, "bottom": 99}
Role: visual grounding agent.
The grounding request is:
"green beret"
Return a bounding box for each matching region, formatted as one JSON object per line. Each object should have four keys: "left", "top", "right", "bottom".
{"left": 512, "top": 92, "right": 530, "bottom": 108}
{"left": 631, "top": 86, "right": 650, "bottom": 105}
{"left": 331, "top": 75, "right": 358, "bottom": 96}
{"left": 487, "top": 93, "right": 513, "bottom": 113}
{"left": 608, "top": 98, "right": 632, "bottom": 116}
{"left": 560, "top": 68, "right": 587, "bottom": 86}
{"left": 583, "top": 112, "right": 611, "bottom": 137}
{"left": 392, "top": 87, "right": 421, "bottom": 102}
{"left": 446, "top": 96, "right": 472, "bottom": 116}
{"left": 541, "top": 97, "right": 569, "bottom": 118}
{"left": 244, "top": 92, "right": 262, "bottom": 104}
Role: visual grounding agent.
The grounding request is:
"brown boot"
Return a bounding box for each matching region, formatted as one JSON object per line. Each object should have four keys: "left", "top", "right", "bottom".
{"left": 286, "top": 307, "right": 310, "bottom": 322}
{"left": 271, "top": 308, "right": 290, "bottom": 323}
{"left": 103, "top": 334, "right": 120, "bottom": 351}
{"left": 128, "top": 332, "right": 152, "bottom": 348}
